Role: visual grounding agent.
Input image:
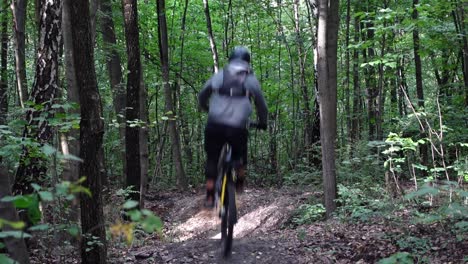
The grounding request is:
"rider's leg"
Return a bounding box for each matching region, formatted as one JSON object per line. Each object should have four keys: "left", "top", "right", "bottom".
{"left": 226, "top": 126, "right": 248, "bottom": 193}
{"left": 204, "top": 123, "right": 225, "bottom": 208}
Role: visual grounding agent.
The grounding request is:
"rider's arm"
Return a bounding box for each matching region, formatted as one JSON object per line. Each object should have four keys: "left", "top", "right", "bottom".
{"left": 245, "top": 76, "right": 268, "bottom": 129}
{"left": 198, "top": 79, "right": 213, "bottom": 112}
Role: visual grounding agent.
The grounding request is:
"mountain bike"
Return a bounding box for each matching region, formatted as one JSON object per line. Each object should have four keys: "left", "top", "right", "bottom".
{"left": 214, "top": 122, "right": 257, "bottom": 258}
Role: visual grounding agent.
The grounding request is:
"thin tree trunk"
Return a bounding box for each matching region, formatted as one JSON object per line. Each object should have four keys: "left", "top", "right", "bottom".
{"left": 60, "top": 0, "right": 80, "bottom": 243}
{"left": 177, "top": 0, "right": 193, "bottom": 173}
{"left": 203, "top": 0, "right": 219, "bottom": 72}
{"left": 122, "top": 0, "right": 142, "bottom": 206}
{"left": 412, "top": 0, "right": 428, "bottom": 167}
{"left": 14, "top": 0, "right": 62, "bottom": 196}
{"left": 344, "top": 0, "right": 351, "bottom": 141}
{"left": 351, "top": 15, "right": 361, "bottom": 145}
{"left": 452, "top": 1, "right": 468, "bottom": 106}
{"left": 69, "top": 0, "right": 107, "bottom": 262}
{"left": 11, "top": 0, "right": 28, "bottom": 108}
{"left": 317, "top": 0, "right": 339, "bottom": 218}
{"left": 100, "top": 0, "right": 126, "bottom": 184}
{"left": 139, "top": 74, "right": 148, "bottom": 208}
{"left": 294, "top": 0, "right": 313, "bottom": 165}
{"left": 157, "top": 0, "right": 187, "bottom": 190}
{"left": 0, "top": 0, "right": 7, "bottom": 124}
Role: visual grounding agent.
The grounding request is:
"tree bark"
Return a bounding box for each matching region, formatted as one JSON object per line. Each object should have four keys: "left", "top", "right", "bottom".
{"left": 122, "top": 0, "right": 142, "bottom": 206}
{"left": 156, "top": 0, "right": 187, "bottom": 190}
{"left": 203, "top": 0, "right": 219, "bottom": 72}
{"left": 317, "top": 0, "right": 339, "bottom": 218}
{"left": 69, "top": 0, "right": 107, "bottom": 262}
{"left": 14, "top": 0, "right": 62, "bottom": 196}
{"left": 11, "top": 0, "right": 28, "bottom": 108}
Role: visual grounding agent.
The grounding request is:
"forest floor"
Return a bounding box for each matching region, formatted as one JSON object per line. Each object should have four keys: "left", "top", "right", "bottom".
{"left": 105, "top": 185, "right": 467, "bottom": 264}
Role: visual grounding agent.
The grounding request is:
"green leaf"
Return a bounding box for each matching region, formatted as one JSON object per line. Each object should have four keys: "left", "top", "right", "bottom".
{"left": 4, "top": 220, "right": 25, "bottom": 230}
{"left": 0, "top": 254, "right": 16, "bottom": 264}
{"left": 0, "top": 231, "right": 31, "bottom": 239}
{"left": 38, "top": 191, "right": 54, "bottom": 202}
{"left": 1, "top": 195, "right": 35, "bottom": 209}
{"left": 123, "top": 200, "right": 139, "bottom": 209}
{"left": 28, "top": 224, "right": 49, "bottom": 231}
{"left": 128, "top": 210, "right": 142, "bottom": 221}
{"left": 141, "top": 215, "right": 164, "bottom": 233}
{"left": 66, "top": 225, "right": 80, "bottom": 237}
{"left": 41, "top": 144, "right": 56, "bottom": 156}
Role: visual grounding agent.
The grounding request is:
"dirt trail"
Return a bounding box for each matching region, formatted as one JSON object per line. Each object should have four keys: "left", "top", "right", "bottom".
{"left": 110, "top": 186, "right": 315, "bottom": 263}
{"left": 109, "top": 186, "right": 467, "bottom": 264}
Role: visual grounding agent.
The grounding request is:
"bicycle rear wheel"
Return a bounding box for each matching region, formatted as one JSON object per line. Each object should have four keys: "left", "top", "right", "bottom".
{"left": 221, "top": 181, "right": 236, "bottom": 258}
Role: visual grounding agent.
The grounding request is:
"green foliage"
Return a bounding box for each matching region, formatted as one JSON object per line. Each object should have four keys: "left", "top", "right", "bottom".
{"left": 291, "top": 203, "right": 326, "bottom": 225}
{"left": 378, "top": 252, "right": 414, "bottom": 264}
{"left": 396, "top": 236, "right": 432, "bottom": 259}
{"left": 335, "top": 184, "right": 392, "bottom": 221}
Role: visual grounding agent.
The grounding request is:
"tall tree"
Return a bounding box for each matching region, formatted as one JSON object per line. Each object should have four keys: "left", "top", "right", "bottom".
{"left": 317, "top": 0, "right": 339, "bottom": 218}
{"left": 203, "top": 0, "right": 219, "bottom": 72}
{"left": 14, "top": 0, "right": 62, "bottom": 196}
{"left": 122, "top": 0, "right": 142, "bottom": 206}
{"left": 11, "top": 0, "right": 28, "bottom": 108}
{"left": 156, "top": 0, "right": 187, "bottom": 189}
{"left": 100, "top": 0, "right": 126, "bottom": 182}
{"left": 69, "top": 0, "right": 107, "bottom": 262}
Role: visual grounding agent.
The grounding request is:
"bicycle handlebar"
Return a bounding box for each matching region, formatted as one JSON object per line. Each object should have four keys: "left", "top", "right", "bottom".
{"left": 248, "top": 121, "right": 266, "bottom": 130}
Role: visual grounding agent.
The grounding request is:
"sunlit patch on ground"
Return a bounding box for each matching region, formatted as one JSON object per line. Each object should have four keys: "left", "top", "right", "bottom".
{"left": 171, "top": 189, "right": 296, "bottom": 242}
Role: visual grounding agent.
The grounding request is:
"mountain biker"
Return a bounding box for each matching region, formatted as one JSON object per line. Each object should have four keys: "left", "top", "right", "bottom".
{"left": 198, "top": 46, "right": 268, "bottom": 208}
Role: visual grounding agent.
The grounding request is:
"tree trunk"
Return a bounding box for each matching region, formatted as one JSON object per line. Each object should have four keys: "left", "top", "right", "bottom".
{"left": 11, "top": 0, "right": 28, "bottom": 108}
{"left": 364, "top": 19, "right": 377, "bottom": 141}
{"left": 176, "top": 0, "right": 193, "bottom": 174}
{"left": 0, "top": 168, "right": 30, "bottom": 264}
{"left": 139, "top": 75, "right": 149, "bottom": 208}
{"left": 156, "top": 0, "right": 187, "bottom": 190}
{"left": 203, "top": 0, "right": 219, "bottom": 72}
{"left": 100, "top": 0, "right": 126, "bottom": 183}
{"left": 452, "top": 1, "right": 468, "bottom": 106}
{"left": 69, "top": 0, "right": 107, "bottom": 262}
{"left": 317, "top": 0, "right": 339, "bottom": 218}
{"left": 122, "top": 0, "right": 142, "bottom": 206}
{"left": 293, "top": 0, "right": 313, "bottom": 165}
{"left": 60, "top": 0, "right": 80, "bottom": 241}
{"left": 351, "top": 15, "right": 361, "bottom": 145}
{"left": 0, "top": 0, "right": 7, "bottom": 124}
{"left": 412, "top": 0, "right": 428, "bottom": 167}
{"left": 14, "top": 0, "right": 62, "bottom": 196}
{"left": 344, "top": 0, "right": 351, "bottom": 141}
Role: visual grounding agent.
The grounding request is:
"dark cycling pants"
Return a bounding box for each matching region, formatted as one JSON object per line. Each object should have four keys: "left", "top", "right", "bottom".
{"left": 204, "top": 122, "right": 248, "bottom": 182}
